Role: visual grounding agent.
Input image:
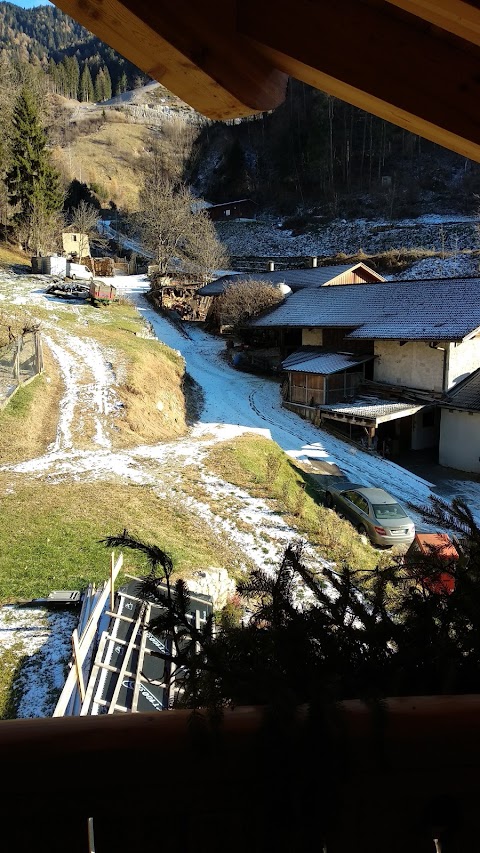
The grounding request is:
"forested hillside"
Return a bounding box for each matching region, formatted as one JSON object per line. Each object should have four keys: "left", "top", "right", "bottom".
{"left": 0, "top": 2, "right": 146, "bottom": 98}
{"left": 188, "top": 79, "right": 480, "bottom": 218}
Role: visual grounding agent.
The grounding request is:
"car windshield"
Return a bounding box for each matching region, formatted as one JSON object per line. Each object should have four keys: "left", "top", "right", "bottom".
{"left": 372, "top": 502, "right": 408, "bottom": 520}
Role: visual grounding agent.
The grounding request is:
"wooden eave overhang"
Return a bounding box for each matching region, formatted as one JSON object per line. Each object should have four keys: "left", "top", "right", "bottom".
{"left": 53, "top": 0, "right": 480, "bottom": 162}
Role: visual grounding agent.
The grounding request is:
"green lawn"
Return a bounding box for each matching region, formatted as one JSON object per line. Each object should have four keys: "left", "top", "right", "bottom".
{"left": 0, "top": 479, "right": 241, "bottom": 603}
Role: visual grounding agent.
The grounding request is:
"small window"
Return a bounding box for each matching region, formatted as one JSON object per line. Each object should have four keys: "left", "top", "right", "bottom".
{"left": 73, "top": 235, "right": 77, "bottom": 241}
{"left": 344, "top": 491, "right": 368, "bottom": 513}
{"left": 356, "top": 496, "right": 370, "bottom": 514}
{"left": 225, "top": 209, "right": 231, "bottom": 216}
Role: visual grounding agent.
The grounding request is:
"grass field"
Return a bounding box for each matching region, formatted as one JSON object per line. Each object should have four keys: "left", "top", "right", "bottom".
{"left": 0, "top": 345, "right": 64, "bottom": 464}
{"left": 0, "top": 477, "right": 241, "bottom": 604}
{"left": 54, "top": 119, "right": 148, "bottom": 210}
{"left": 206, "top": 434, "right": 379, "bottom": 571}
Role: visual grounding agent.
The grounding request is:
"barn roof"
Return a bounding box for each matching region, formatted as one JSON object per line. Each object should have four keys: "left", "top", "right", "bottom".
{"left": 250, "top": 277, "right": 480, "bottom": 341}
{"left": 441, "top": 367, "right": 480, "bottom": 412}
{"left": 281, "top": 349, "right": 373, "bottom": 375}
{"left": 199, "top": 263, "right": 382, "bottom": 296}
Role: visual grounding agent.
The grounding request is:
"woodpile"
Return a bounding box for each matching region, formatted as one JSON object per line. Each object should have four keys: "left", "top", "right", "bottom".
{"left": 93, "top": 258, "right": 115, "bottom": 277}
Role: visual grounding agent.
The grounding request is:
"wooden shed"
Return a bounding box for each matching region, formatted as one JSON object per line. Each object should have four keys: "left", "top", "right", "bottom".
{"left": 207, "top": 199, "right": 257, "bottom": 221}
{"left": 282, "top": 349, "right": 374, "bottom": 406}
{"left": 89, "top": 281, "right": 117, "bottom": 301}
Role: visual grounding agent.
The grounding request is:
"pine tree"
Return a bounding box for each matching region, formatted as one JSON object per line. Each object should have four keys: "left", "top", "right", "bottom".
{"left": 79, "top": 63, "right": 94, "bottom": 102}
{"left": 116, "top": 70, "right": 127, "bottom": 95}
{"left": 103, "top": 65, "right": 112, "bottom": 100}
{"left": 47, "top": 57, "right": 57, "bottom": 93}
{"left": 65, "top": 55, "right": 79, "bottom": 100}
{"left": 94, "top": 68, "right": 105, "bottom": 102}
{"left": 6, "top": 88, "right": 63, "bottom": 250}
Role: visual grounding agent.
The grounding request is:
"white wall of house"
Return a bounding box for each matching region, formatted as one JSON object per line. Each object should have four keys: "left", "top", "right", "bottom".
{"left": 374, "top": 341, "right": 444, "bottom": 391}
{"left": 447, "top": 336, "right": 480, "bottom": 389}
{"left": 411, "top": 408, "right": 439, "bottom": 450}
{"left": 302, "top": 328, "right": 323, "bottom": 345}
{"left": 439, "top": 409, "right": 480, "bottom": 473}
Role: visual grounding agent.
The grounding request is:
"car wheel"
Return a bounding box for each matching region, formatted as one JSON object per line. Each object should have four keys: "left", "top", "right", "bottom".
{"left": 357, "top": 524, "right": 367, "bottom": 536}
{"left": 325, "top": 491, "right": 333, "bottom": 508}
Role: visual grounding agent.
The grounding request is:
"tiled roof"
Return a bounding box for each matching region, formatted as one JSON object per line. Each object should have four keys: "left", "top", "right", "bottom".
{"left": 250, "top": 277, "right": 480, "bottom": 341}
{"left": 441, "top": 367, "right": 480, "bottom": 412}
{"left": 319, "top": 396, "right": 425, "bottom": 420}
{"left": 198, "top": 263, "right": 378, "bottom": 295}
{"left": 281, "top": 348, "right": 373, "bottom": 375}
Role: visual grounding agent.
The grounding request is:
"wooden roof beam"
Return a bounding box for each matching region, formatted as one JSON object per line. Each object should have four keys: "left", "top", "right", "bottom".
{"left": 238, "top": 0, "right": 480, "bottom": 161}
{"left": 52, "top": 0, "right": 287, "bottom": 119}
{"left": 386, "top": 0, "right": 480, "bottom": 47}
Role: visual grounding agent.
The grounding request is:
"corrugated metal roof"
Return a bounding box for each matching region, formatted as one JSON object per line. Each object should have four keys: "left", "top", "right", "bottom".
{"left": 198, "top": 263, "right": 379, "bottom": 295}
{"left": 281, "top": 348, "right": 373, "bottom": 375}
{"left": 441, "top": 367, "right": 480, "bottom": 412}
{"left": 250, "top": 277, "right": 480, "bottom": 341}
{"left": 319, "top": 396, "right": 425, "bottom": 419}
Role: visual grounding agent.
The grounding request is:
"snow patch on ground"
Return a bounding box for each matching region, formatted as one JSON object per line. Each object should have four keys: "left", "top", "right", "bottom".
{"left": 0, "top": 606, "right": 77, "bottom": 718}
{"left": 214, "top": 215, "right": 479, "bottom": 259}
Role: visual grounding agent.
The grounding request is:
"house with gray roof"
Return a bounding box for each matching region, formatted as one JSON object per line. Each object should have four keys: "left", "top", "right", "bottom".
{"left": 198, "top": 262, "right": 384, "bottom": 328}
{"left": 251, "top": 276, "right": 480, "bottom": 471}
{"left": 198, "top": 262, "right": 384, "bottom": 297}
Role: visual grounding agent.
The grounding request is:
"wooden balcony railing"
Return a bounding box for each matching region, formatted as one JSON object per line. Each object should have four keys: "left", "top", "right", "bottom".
{"left": 1, "top": 696, "right": 479, "bottom": 852}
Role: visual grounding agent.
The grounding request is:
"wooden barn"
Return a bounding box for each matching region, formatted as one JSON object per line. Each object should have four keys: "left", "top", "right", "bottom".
{"left": 207, "top": 199, "right": 257, "bottom": 221}
{"left": 89, "top": 281, "right": 117, "bottom": 301}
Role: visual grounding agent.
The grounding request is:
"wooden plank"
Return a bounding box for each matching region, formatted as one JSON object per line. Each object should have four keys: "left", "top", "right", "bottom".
{"left": 95, "top": 697, "right": 129, "bottom": 713}
{"left": 110, "top": 552, "right": 116, "bottom": 613}
{"left": 107, "top": 617, "right": 142, "bottom": 714}
{"left": 132, "top": 605, "right": 150, "bottom": 712}
{"left": 51, "top": 0, "right": 286, "bottom": 118}
{"left": 386, "top": 0, "right": 480, "bottom": 47}
{"left": 238, "top": 0, "right": 480, "bottom": 162}
{"left": 71, "top": 629, "right": 86, "bottom": 702}
{"left": 54, "top": 553, "right": 123, "bottom": 717}
{"left": 80, "top": 631, "right": 110, "bottom": 716}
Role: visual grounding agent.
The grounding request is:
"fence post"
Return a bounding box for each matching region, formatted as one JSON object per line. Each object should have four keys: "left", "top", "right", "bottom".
{"left": 13, "top": 336, "right": 21, "bottom": 385}
{"left": 34, "top": 330, "right": 43, "bottom": 374}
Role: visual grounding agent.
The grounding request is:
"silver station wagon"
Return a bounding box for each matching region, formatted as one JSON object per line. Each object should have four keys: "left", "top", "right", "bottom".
{"left": 325, "top": 485, "right": 415, "bottom": 547}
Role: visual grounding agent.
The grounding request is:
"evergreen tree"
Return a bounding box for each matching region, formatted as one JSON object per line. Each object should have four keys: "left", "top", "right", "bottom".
{"left": 6, "top": 87, "right": 63, "bottom": 250}
{"left": 65, "top": 55, "right": 79, "bottom": 100}
{"left": 103, "top": 65, "right": 112, "bottom": 100}
{"left": 47, "top": 57, "right": 56, "bottom": 92}
{"left": 116, "top": 70, "right": 127, "bottom": 96}
{"left": 79, "top": 63, "right": 94, "bottom": 102}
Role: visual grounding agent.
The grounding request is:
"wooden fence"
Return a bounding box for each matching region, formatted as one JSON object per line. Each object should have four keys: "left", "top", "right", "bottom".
{"left": 0, "top": 329, "right": 43, "bottom": 410}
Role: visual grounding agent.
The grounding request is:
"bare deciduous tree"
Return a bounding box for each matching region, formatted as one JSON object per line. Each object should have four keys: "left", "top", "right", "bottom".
{"left": 69, "top": 200, "right": 108, "bottom": 258}
{"left": 215, "top": 280, "right": 285, "bottom": 329}
{"left": 17, "top": 199, "right": 64, "bottom": 257}
{"left": 138, "top": 162, "right": 228, "bottom": 284}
